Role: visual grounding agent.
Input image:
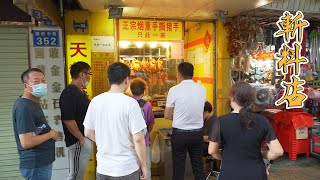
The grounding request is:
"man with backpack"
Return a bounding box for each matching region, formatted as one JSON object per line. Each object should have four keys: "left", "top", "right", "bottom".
{"left": 130, "top": 77, "right": 155, "bottom": 180}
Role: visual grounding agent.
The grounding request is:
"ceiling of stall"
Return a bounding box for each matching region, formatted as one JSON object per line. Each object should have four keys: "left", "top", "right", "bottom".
{"left": 77, "top": 0, "right": 275, "bottom": 20}
{"left": 243, "top": 0, "right": 320, "bottom": 28}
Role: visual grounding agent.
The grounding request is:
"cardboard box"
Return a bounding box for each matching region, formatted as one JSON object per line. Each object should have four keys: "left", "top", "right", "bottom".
{"left": 296, "top": 126, "right": 308, "bottom": 139}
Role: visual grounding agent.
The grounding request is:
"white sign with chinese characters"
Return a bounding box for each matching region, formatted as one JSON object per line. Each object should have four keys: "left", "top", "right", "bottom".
{"left": 29, "top": 27, "right": 68, "bottom": 179}
{"left": 195, "top": 47, "right": 204, "bottom": 64}
{"left": 91, "top": 36, "right": 114, "bottom": 52}
{"left": 204, "top": 52, "right": 211, "bottom": 77}
{"left": 187, "top": 50, "right": 195, "bottom": 65}
{"left": 170, "top": 41, "right": 184, "bottom": 59}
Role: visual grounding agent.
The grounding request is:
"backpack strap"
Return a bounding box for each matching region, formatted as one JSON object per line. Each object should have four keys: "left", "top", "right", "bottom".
{"left": 137, "top": 99, "right": 147, "bottom": 108}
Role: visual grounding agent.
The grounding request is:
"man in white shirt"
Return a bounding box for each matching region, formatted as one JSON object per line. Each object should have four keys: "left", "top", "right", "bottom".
{"left": 165, "top": 62, "right": 206, "bottom": 180}
{"left": 83, "top": 62, "right": 147, "bottom": 180}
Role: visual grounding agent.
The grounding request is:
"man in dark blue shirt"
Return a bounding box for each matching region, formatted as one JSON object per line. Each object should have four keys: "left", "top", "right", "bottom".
{"left": 12, "top": 68, "right": 58, "bottom": 180}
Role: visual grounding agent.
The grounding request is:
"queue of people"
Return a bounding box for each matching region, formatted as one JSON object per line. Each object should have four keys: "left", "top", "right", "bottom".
{"left": 12, "top": 61, "right": 284, "bottom": 180}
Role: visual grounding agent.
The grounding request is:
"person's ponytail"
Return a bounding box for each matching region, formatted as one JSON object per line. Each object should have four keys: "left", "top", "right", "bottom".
{"left": 230, "top": 82, "right": 256, "bottom": 129}
{"left": 239, "top": 103, "right": 255, "bottom": 129}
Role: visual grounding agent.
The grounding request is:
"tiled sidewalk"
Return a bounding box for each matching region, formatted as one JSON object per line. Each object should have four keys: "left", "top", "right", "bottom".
{"left": 197, "top": 154, "right": 320, "bottom": 180}
{"left": 151, "top": 154, "right": 320, "bottom": 180}
{"left": 268, "top": 154, "right": 320, "bottom": 180}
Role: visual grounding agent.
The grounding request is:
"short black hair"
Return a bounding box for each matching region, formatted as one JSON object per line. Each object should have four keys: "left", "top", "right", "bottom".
{"left": 178, "top": 62, "right": 194, "bottom": 79}
{"left": 21, "top": 68, "right": 44, "bottom": 83}
{"left": 130, "top": 78, "right": 147, "bottom": 96}
{"left": 204, "top": 101, "right": 213, "bottom": 113}
{"left": 108, "top": 62, "right": 130, "bottom": 85}
{"left": 70, "top": 61, "right": 90, "bottom": 79}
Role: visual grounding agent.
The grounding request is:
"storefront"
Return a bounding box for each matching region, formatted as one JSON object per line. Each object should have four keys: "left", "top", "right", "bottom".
{"left": 63, "top": 10, "right": 220, "bottom": 178}
{"left": 225, "top": 12, "right": 320, "bottom": 161}
{"left": 64, "top": 10, "right": 217, "bottom": 127}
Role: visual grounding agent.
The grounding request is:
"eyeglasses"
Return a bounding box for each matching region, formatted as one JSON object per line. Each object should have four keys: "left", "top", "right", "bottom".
{"left": 84, "top": 72, "right": 92, "bottom": 76}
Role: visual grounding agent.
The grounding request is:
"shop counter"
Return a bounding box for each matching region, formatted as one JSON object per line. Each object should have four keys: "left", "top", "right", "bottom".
{"left": 150, "top": 118, "right": 172, "bottom": 143}
{"left": 149, "top": 118, "right": 197, "bottom": 179}
{"left": 153, "top": 109, "right": 164, "bottom": 118}
{"left": 149, "top": 118, "right": 172, "bottom": 175}
{"left": 158, "top": 128, "right": 193, "bottom": 180}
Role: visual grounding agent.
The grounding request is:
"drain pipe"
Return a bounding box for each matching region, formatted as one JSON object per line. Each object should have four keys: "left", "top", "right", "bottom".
{"left": 59, "top": 0, "right": 63, "bottom": 18}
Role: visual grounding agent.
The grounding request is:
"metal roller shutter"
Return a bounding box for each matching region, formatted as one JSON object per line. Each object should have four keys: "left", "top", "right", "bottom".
{"left": 0, "top": 27, "right": 28, "bottom": 180}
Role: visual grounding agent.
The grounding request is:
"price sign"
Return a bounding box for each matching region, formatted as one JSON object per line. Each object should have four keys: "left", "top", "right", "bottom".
{"left": 33, "top": 30, "right": 59, "bottom": 47}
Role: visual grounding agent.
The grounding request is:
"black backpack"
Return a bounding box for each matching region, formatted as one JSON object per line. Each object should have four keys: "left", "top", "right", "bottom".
{"left": 137, "top": 99, "right": 147, "bottom": 120}
{"left": 137, "top": 99, "right": 148, "bottom": 136}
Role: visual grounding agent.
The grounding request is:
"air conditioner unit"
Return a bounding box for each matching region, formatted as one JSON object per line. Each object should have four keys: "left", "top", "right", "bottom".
{"left": 255, "top": 87, "right": 272, "bottom": 105}
{"left": 250, "top": 84, "right": 275, "bottom": 106}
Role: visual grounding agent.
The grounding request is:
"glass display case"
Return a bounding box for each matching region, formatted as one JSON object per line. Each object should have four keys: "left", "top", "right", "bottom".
{"left": 119, "top": 41, "right": 184, "bottom": 117}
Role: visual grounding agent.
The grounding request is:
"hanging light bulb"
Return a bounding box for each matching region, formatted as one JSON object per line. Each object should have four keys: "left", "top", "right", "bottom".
{"left": 149, "top": 42, "right": 157, "bottom": 48}
{"left": 119, "top": 41, "right": 131, "bottom": 48}
{"left": 161, "top": 42, "right": 170, "bottom": 48}
{"left": 134, "top": 41, "right": 145, "bottom": 48}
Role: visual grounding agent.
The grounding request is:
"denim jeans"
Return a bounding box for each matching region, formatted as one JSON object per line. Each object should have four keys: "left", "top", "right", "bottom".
{"left": 20, "top": 163, "right": 52, "bottom": 180}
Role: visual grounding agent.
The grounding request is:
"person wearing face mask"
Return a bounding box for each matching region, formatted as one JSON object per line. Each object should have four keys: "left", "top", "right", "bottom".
{"left": 59, "top": 61, "right": 93, "bottom": 180}
{"left": 13, "top": 68, "right": 58, "bottom": 180}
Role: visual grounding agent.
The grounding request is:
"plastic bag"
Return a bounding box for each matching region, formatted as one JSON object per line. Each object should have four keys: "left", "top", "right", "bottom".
{"left": 151, "top": 134, "right": 160, "bottom": 164}
{"left": 308, "top": 88, "right": 320, "bottom": 99}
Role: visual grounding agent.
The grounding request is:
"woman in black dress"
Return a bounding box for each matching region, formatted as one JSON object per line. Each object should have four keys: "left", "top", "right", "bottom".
{"left": 208, "top": 82, "right": 283, "bottom": 180}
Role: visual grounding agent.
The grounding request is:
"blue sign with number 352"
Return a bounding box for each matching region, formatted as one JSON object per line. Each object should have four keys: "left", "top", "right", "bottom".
{"left": 33, "top": 30, "right": 59, "bottom": 47}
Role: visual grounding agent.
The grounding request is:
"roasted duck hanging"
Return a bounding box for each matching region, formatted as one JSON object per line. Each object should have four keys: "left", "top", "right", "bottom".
{"left": 131, "top": 58, "right": 141, "bottom": 71}
{"left": 157, "top": 71, "right": 168, "bottom": 86}
{"left": 157, "top": 58, "right": 164, "bottom": 70}
{"left": 141, "top": 57, "right": 150, "bottom": 72}
{"left": 124, "top": 60, "right": 131, "bottom": 69}
{"left": 149, "top": 58, "right": 157, "bottom": 72}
